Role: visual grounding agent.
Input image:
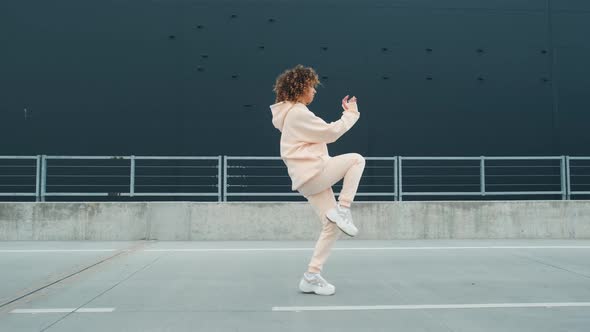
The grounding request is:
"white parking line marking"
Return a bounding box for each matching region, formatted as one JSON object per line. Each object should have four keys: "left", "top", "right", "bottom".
{"left": 272, "top": 302, "right": 590, "bottom": 312}
{"left": 145, "top": 246, "right": 590, "bottom": 252}
{"left": 0, "top": 250, "right": 118, "bottom": 253}
{"left": 2, "top": 246, "right": 589, "bottom": 253}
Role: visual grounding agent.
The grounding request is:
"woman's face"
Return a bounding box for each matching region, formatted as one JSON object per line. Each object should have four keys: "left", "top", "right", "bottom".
{"left": 299, "top": 85, "right": 317, "bottom": 105}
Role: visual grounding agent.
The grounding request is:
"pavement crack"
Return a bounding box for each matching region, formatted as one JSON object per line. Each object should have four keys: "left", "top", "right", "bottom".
{"left": 0, "top": 241, "right": 150, "bottom": 311}
{"left": 511, "top": 252, "right": 590, "bottom": 280}
{"left": 34, "top": 241, "right": 162, "bottom": 332}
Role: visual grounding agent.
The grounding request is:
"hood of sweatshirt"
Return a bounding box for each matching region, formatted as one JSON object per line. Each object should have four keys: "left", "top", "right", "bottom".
{"left": 270, "top": 101, "right": 298, "bottom": 132}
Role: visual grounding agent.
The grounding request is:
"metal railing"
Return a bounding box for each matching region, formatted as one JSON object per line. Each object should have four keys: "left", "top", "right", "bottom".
{"left": 566, "top": 156, "right": 590, "bottom": 199}
{"left": 0, "top": 155, "right": 588, "bottom": 201}
{"left": 398, "top": 156, "right": 566, "bottom": 201}
{"left": 224, "top": 156, "right": 397, "bottom": 201}
{"left": 0, "top": 156, "right": 41, "bottom": 199}
{"left": 39, "top": 155, "right": 221, "bottom": 201}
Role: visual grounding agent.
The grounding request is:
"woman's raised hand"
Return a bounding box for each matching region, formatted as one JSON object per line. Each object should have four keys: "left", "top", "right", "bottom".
{"left": 342, "top": 95, "right": 358, "bottom": 111}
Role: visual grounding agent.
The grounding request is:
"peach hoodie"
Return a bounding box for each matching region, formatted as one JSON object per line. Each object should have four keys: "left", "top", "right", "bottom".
{"left": 270, "top": 101, "right": 360, "bottom": 191}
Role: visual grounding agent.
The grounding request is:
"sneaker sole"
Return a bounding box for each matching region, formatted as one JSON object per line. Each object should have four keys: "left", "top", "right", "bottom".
{"left": 300, "top": 287, "right": 336, "bottom": 296}
{"left": 301, "top": 290, "right": 335, "bottom": 296}
{"left": 299, "top": 281, "right": 335, "bottom": 296}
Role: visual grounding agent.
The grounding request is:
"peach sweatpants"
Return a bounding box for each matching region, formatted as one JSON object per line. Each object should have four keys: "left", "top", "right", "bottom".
{"left": 297, "top": 153, "right": 366, "bottom": 273}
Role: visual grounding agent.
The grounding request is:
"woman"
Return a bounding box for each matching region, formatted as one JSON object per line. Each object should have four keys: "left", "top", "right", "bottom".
{"left": 270, "top": 64, "right": 365, "bottom": 296}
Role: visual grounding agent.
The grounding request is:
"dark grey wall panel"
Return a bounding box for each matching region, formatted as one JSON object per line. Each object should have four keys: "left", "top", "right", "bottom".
{"left": 553, "top": 11, "right": 590, "bottom": 155}
{"left": 0, "top": 0, "right": 588, "bottom": 157}
{"left": 553, "top": 0, "right": 590, "bottom": 11}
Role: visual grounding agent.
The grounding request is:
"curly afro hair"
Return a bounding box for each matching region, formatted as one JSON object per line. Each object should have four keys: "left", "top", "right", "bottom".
{"left": 273, "top": 64, "right": 321, "bottom": 103}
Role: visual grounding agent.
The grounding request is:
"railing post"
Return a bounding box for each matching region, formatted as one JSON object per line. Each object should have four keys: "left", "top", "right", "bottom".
{"left": 35, "top": 155, "right": 41, "bottom": 202}
{"left": 130, "top": 155, "right": 135, "bottom": 197}
{"left": 218, "top": 155, "right": 223, "bottom": 202}
{"left": 561, "top": 155, "right": 567, "bottom": 200}
{"left": 223, "top": 156, "right": 227, "bottom": 202}
{"left": 566, "top": 156, "right": 571, "bottom": 200}
{"left": 394, "top": 156, "right": 398, "bottom": 201}
{"left": 480, "top": 156, "right": 486, "bottom": 196}
{"left": 398, "top": 157, "right": 403, "bottom": 202}
{"left": 40, "top": 155, "right": 47, "bottom": 202}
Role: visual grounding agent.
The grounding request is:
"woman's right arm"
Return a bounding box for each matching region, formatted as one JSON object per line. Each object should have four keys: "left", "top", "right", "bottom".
{"left": 288, "top": 102, "right": 360, "bottom": 144}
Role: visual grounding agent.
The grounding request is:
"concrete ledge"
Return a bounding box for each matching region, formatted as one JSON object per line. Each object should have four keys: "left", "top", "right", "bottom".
{"left": 1, "top": 201, "right": 589, "bottom": 240}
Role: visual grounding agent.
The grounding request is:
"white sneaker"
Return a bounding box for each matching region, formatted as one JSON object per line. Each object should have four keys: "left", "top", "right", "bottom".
{"left": 298, "top": 272, "right": 335, "bottom": 296}
{"left": 326, "top": 204, "right": 358, "bottom": 237}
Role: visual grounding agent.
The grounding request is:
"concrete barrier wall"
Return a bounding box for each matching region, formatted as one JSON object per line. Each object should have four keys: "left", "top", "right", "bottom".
{"left": 1, "top": 201, "right": 589, "bottom": 240}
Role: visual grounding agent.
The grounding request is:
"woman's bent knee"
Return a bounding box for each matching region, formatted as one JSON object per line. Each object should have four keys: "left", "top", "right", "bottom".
{"left": 352, "top": 153, "right": 365, "bottom": 165}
